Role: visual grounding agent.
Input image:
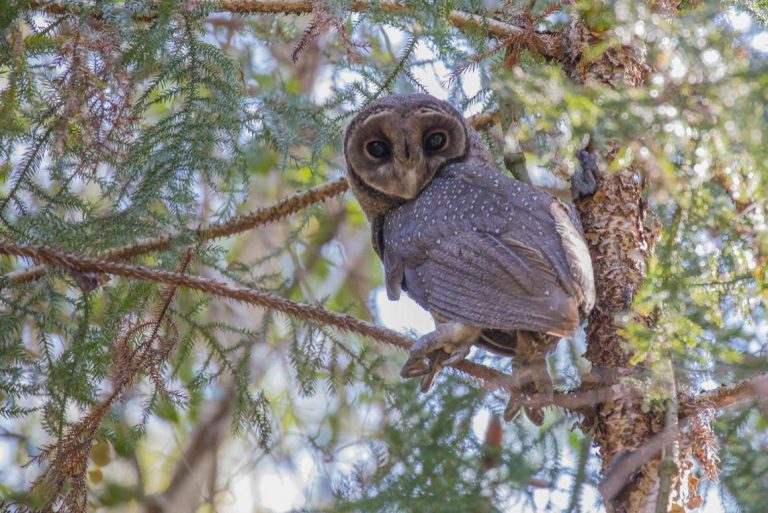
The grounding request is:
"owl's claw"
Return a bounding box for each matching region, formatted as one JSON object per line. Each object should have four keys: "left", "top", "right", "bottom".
{"left": 400, "top": 351, "right": 446, "bottom": 392}
{"left": 418, "top": 351, "right": 448, "bottom": 393}
{"left": 400, "top": 356, "right": 432, "bottom": 378}
{"left": 503, "top": 394, "right": 546, "bottom": 426}
{"left": 443, "top": 345, "right": 471, "bottom": 367}
{"left": 503, "top": 396, "right": 522, "bottom": 423}
{"left": 399, "top": 322, "right": 480, "bottom": 389}
{"left": 503, "top": 362, "right": 553, "bottom": 426}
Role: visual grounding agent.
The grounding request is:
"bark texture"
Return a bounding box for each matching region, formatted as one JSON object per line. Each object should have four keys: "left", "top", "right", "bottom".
{"left": 575, "top": 160, "right": 675, "bottom": 513}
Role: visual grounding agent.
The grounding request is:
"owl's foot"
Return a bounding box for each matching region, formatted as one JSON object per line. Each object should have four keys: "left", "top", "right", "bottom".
{"left": 502, "top": 364, "right": 554, "bottom": 426}
{"left": 504, "top": 398, "right": 547, "bottom": 426}
{"left": 400, "top": 322, "right": 480, "bottom": 391}
{"left": 416, "top": 351, "right": 448, "bottom": 393}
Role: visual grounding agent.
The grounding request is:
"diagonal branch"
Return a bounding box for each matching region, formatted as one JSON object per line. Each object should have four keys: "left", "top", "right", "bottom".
{"left": 0, "top": 242, "right": 520, "bottom": 392}
{"left": 598, "top": 376, "right": 768, "bottom": 507}
{"left": 680, "top": 374, "right": 768, "bottom": 416}
{"left": 3, "top": 178, "right": 349, "bottom": 287}
{"left": 2, "top": 242, "right": 654, "bottom": 416}
{"left": 5, "top": 242, "right": 764, "bottom": 420}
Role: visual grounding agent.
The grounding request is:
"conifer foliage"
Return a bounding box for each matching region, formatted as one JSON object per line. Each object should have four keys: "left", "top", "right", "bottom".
{"left": 1, "top": 1, "right": 767, "bottom": 512}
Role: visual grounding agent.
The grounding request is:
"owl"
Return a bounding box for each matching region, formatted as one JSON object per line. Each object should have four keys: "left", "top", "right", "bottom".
{"left": 343, "top": 94, "right": 595, "bottom": 424}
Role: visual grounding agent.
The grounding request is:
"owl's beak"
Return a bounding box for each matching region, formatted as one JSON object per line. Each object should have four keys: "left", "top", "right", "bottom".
{"left": 394, "top": 161, "right": 423, "bottom": 199}
{"left": 393, "top": 143, "right": 425, "bottom": 199}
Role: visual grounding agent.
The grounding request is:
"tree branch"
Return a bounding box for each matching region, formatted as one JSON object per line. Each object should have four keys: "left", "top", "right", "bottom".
{"left": 0, "top": 243, "right": 525, "bottom": 391}
{"left": 680, "top": 374, "right": 768, "bottom": 416}
{"left": 599, "top": 375, "right": 768, "bottom": 507}
{"left": 27, "top": 0, "right": 563, "bottom": 58}
{"left": 3, "top": 178, "right": 349, "bottom": 287}
{"left": 9, "top": 240, "right": 762, "bottom": 423}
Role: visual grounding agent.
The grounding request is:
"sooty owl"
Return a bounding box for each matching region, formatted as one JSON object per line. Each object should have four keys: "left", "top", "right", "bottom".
{"left": 343, "top": 94, "right": 595, "bottom": 424}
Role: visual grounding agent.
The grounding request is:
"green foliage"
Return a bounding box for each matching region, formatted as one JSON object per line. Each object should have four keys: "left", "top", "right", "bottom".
{"left": 327, "top": 380, "right": 531, "bottom": 513}
{"left": 0, "top": 0, "right": 766, "bottom": 512}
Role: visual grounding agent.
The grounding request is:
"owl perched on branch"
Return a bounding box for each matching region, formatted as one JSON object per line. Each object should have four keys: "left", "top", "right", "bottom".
{"left": 343, "top": 94, "right": 595, "bottom": 424}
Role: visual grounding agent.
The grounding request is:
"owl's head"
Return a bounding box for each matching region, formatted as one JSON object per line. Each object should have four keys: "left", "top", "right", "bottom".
{"left": 344, "top": 94, "right": 469, "bottom": 207}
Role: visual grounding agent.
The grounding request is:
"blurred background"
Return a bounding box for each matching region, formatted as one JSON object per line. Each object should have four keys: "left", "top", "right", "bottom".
{"left": 1, "top": 1, "right": 767, "bottom": 512}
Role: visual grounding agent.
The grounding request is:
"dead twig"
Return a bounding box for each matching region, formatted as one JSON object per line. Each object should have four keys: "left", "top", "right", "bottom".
{"left": 24, "top": 249, "right": 194, "bottom": 511}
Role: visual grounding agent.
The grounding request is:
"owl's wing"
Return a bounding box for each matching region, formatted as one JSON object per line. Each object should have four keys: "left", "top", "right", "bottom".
{"left": 401, "top": 229, "right": 579, "bottom": 336}
{"left": 381, "top": 164, "right": 586, "bottom": 337}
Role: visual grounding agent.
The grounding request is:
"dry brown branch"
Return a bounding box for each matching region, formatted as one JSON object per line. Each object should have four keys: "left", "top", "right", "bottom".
{"left": 596, "top": 374, "right": 761, "bottom": 510}
{"left": 591, "top": 371, "right": 767, "bottom": 509}
{"left": 223, "top": 1, "right": 562, "bottom": 57}
{"left": 0, "top": 243, "right": 513, "bottom": 386}
{"left": 23, "top": 250, "right": 193, "bottom": 512}
{"left": 680, "top": 374, "right": 768, "bottom": 416}
{"left": 27, "top": 1, "right": 503, "bottom": 30}
{"left": 0, "top": 242, "right": 619, "bottom": 413}
{"left": 7, "top": 242, "right": 763, "bottom": 426}
{"left": 27, "top": 0, "right": 563, "bottom": 58}
{"left": 599, "top": 418, "right": 684, "bottom": 506}
{"left": 523, "top": 383, "right": 634, "bottom": 413}
{"left": 596, "top": 372, "right": 768, "bottom": 509}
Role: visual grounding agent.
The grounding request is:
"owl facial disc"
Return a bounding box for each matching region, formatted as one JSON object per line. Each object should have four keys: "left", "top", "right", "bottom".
{"left": 344, "top": 95, "right": 469, "bottom": 200}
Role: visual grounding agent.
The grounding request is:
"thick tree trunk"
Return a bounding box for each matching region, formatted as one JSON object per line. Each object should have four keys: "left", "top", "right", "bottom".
{"left": 575, "top": 160, "right": 677, "bottom": 512}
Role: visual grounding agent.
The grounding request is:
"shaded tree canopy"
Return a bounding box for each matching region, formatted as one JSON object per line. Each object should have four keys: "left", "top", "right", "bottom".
{"left": 0, "top": 1, "right": 767, "bottom": 512}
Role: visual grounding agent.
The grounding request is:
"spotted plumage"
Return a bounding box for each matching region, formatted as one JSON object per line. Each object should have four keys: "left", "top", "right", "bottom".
{"left": 344, "top": 93, "right": 595, "bottom": 424}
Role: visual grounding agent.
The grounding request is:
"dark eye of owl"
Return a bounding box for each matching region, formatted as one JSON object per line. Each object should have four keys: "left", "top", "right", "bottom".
{"left": 366, "top": 140, "right": 390, "bottom": 159}
{"left": 424, "top": 132, "right": 447, "bottom": 152}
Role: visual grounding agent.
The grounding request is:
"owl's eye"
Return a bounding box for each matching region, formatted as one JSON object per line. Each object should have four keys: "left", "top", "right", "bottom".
{"left": 366, "top": 140, "right": 390, "bottom": 159}
{"left": 424, "top": 132, "right": 447, "bottom": 152}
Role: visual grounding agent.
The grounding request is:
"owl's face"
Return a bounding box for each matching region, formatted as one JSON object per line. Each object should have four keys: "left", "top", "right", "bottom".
{"left": 344, "top": 94, "right": 469, "bottom": 200}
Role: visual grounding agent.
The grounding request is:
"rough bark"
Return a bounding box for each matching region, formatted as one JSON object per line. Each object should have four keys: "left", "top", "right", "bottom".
{"left": 575, "top": 159, "right": 676, "bottom": 513}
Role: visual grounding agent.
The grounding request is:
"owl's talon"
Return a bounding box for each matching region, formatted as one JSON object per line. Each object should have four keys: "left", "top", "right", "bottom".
{"left": 400, "top": 356, "right": 431, "bottom": 378}
{"left": 503, "top": 397, "right": 522, "bottom": 422}
{"left": 442, "top": 345, "right": 471, "bottom": 367}
{"left": 419, "top": 352, "right": 447, "bottom": 393}
{"left": 420, "top": 370, "right": 440, "bottom": 393}
{"left": 524, "top": 406, "right": 545, "bottom": 426}
{"left": 401, "top": 351, "right": 447, "bottom": 392}
{"left": 503, "top": 396, "right": 545, "bottom": 426}
{"left": 401, "top": 323, "right": 479, "bottom": 388}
